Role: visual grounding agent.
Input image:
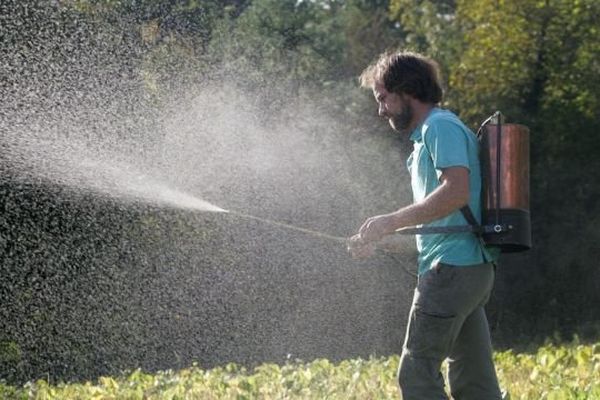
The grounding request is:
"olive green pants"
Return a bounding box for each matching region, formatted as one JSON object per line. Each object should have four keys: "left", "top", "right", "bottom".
{"left": 398, "top": 263, "right": 502, "bottom": 400}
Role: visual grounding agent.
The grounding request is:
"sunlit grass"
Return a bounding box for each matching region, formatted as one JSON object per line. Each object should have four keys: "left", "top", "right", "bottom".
{"left": 1, "top": 340, "right": 599, "bottom": 399}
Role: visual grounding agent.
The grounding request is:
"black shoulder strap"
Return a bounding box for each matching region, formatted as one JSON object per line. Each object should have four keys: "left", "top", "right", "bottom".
{"left": 460, "top": 205, "right": 491, "bottom": 263}
{"left": 460, "top": 205, "right": 480, "bottom": 231}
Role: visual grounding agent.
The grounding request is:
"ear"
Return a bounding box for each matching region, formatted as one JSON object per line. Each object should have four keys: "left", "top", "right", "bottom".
{"left": 404, "top": 93, "right": 426, "bottom": 108}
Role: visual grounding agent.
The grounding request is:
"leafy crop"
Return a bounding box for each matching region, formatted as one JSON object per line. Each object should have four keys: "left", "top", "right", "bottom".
{"left": 495, "top": 340, "right": 600, "bottom": 399}
{"left": 1, "top": 341, "right": 598, "bottom": 399}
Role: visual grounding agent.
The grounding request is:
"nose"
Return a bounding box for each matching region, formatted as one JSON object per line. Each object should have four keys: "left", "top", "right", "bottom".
{"left": 378, "top": 103, "right": 386, "bottom": 117}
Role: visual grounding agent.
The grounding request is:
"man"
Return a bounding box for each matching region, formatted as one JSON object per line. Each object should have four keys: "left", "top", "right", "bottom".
{"left": 349, "top": 51, "right": 503, "bottom": 400}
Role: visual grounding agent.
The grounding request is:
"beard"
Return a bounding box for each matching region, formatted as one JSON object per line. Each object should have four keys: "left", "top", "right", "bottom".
{"left": 388, "top": 102, "right": 413, "bottom": 133}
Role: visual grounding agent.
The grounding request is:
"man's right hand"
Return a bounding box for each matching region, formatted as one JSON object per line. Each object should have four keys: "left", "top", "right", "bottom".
{"left": 347, "top": 234, "right": 376, "bottom": 259}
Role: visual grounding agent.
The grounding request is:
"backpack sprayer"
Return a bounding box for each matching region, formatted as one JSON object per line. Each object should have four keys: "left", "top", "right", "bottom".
{"left": 381, "top": 111, "right": 532, "bottom": 252}
{"left": 476, "top": 111, "right": 532, "bottom": 251}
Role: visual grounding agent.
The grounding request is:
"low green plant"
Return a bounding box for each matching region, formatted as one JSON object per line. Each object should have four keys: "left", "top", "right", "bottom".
{"left": 1, "top": 340, "right": 598, "bottom": 399}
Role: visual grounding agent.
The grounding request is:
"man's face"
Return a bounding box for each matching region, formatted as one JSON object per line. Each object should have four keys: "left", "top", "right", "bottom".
{"left": 373, "top": 81, "right": 413, "bottom": 133}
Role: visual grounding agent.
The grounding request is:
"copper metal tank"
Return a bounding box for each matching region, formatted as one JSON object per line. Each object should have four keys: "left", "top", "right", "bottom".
{"left": 480, "top": 122, "right": 532, "bottom": 251}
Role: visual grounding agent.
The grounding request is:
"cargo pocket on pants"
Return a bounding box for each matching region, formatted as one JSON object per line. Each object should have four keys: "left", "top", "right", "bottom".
{"left": 406, "top": 309, "right": 457, "bottom": 359}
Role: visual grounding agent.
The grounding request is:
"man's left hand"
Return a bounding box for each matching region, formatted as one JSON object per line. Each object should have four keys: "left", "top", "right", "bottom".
{"left": 357, "top": 214, "right": 398, "bottom": 243}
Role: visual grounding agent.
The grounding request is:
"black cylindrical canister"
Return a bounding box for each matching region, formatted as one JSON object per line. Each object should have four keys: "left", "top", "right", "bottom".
{"left": 480, "top": 123, "right": 532, "bottom": 251}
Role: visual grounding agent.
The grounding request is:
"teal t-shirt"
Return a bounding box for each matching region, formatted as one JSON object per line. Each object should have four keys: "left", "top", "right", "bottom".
{"left": 407, "top": 108, "right": 495, "bottom": 275}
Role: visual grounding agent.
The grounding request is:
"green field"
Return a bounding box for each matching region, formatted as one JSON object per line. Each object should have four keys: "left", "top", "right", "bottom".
{"left": 1, "top": 340, "right": 599, "bottom": 399}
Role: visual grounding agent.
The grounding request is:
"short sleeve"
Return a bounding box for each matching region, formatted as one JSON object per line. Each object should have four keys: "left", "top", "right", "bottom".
{"left": 422, "top": 119, "right": 470, "bottom": 179}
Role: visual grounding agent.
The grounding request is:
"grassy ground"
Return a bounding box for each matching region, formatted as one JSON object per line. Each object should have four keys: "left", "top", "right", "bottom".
{"left": 1, "top": 340, "right": 599, "bottom": 399}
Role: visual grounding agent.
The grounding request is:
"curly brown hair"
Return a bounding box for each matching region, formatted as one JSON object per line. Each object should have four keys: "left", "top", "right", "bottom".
{"left": 359, "top": 51, "right": 443, "bottom": 104}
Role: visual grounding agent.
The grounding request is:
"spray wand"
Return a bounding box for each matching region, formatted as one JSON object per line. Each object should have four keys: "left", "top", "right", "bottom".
{"left": 222, "top": 209, "right": 348, "bottom": 243}
{"left": 221, "top": 207, "right": 424, "bottom": 251}
{"left": 217, "top": 207, "right": 418, "bottom": 276}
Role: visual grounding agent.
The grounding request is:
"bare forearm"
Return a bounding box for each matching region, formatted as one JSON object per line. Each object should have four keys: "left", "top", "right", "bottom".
{"left": 388, "top": 180, "right": 468, "bottom": 230}
{"left": 355, "top": 167, "right": 470, "bottom": 243}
